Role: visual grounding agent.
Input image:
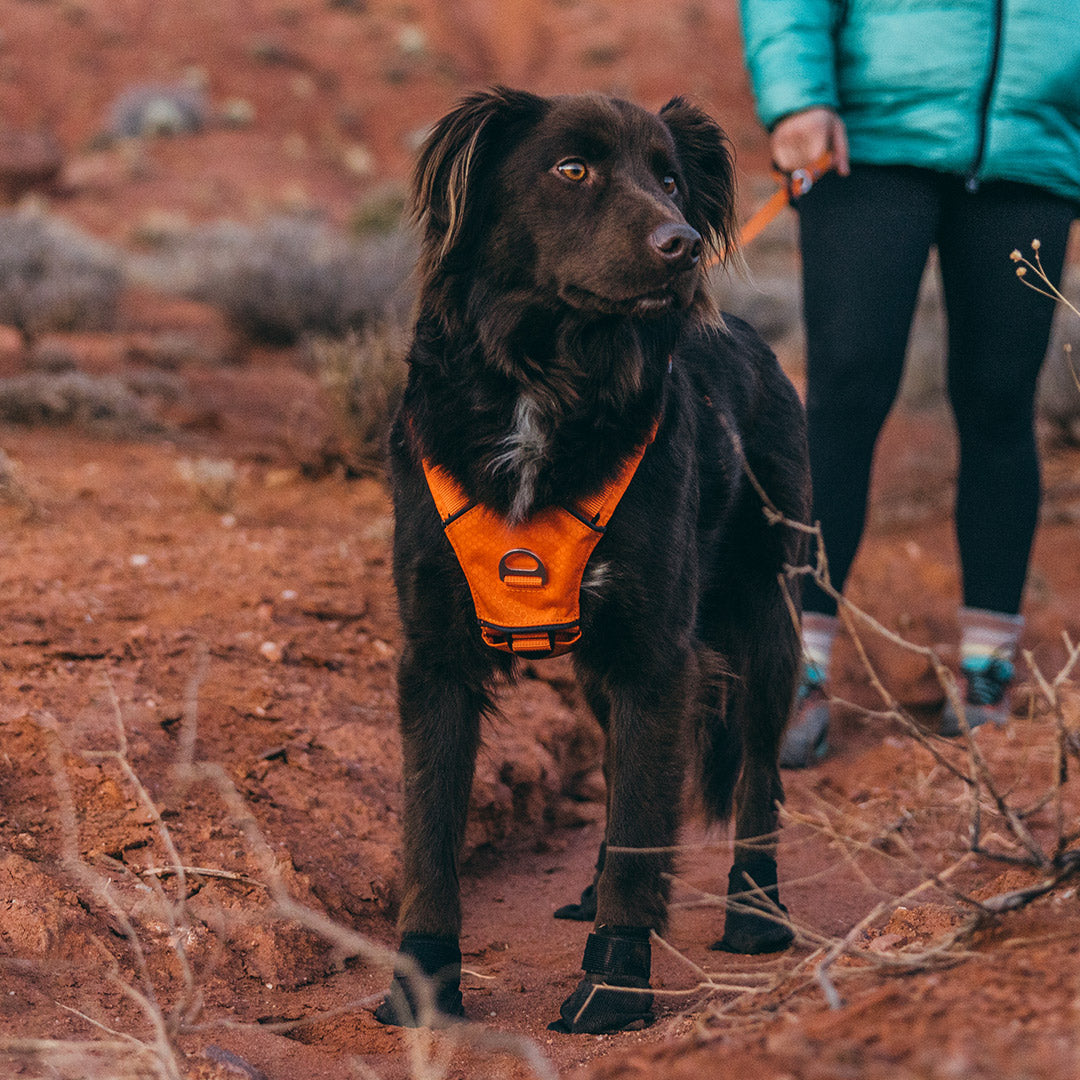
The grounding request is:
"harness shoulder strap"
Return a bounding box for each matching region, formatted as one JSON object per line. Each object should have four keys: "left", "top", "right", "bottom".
{"left": 423, "top": 461, "right": 473, "bottom": 524}
{"left": 573, "top": 421, "right": 658, "bottom": 527}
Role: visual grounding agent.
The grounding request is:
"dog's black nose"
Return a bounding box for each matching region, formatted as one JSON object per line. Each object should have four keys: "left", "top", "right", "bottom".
{"left": 649, "top": 223, "right": 702, "bottom": 269}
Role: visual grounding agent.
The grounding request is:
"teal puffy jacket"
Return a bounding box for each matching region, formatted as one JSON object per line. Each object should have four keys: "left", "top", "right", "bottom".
{"left": 739, "top": 0, "right": 1080, "bottom": 203}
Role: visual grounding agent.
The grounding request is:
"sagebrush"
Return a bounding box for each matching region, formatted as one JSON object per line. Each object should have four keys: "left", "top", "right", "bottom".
{"left": 0, "top": 211, "right": 124, "bottom": 349}
{"left": 303, "top": 324, "right": 408, "bottom": 474}
{"left": 133, "top": 217, "right": 416, "bottom": 345}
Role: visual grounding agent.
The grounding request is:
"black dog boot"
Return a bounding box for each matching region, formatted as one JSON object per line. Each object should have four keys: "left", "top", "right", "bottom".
{"left": 374, "top": 933, "right": 465, "bottom": 1027}
{"left": 549, "top": 926, "right": 654, "bottom": 1034}
{"left": 711, "top": 855, "right": 795, "bottom": 954}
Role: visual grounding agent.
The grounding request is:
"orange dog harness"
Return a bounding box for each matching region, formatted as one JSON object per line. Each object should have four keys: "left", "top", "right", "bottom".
{"left": 421, "top": 429, "right": 656, "bottom": 658}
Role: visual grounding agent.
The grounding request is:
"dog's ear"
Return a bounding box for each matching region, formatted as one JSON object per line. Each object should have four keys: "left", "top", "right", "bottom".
{"left": 659, "top": 98, "right": 737, "bottom": 262}
{"left": 413, "top": 87, "right": 548, "bottom": 272}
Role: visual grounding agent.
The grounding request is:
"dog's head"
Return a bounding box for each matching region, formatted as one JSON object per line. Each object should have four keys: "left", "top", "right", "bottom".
{"left": 412, "top": 88, "right": 736, "bottom": 321}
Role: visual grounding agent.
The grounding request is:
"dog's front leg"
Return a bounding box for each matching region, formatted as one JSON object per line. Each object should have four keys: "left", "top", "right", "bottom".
{"left": 551, "top": 661, "right": 691, "bottom": 1034}
{"left": 374, "top": 646, "right": 487, "bottom": 1027}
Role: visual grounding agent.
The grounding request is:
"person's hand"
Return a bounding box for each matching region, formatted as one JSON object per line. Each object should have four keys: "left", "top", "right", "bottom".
{"left": 770, "top": 107, "right": 850, "bottom": 177}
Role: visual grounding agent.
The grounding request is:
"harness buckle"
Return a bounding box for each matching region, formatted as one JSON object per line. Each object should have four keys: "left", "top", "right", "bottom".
{"left": 481, "top": 624, "right": 582, "bottom": 658}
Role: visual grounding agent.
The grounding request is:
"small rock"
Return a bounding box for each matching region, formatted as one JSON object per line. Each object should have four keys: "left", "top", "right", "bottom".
{"left": 342, "top": 142, "right": 376, "bottom": 178}
{"left": 259, "top": 640, "right": 284, "bottom": 663}
{"left": 867, "top": 931, "right": 906, "bottom": 953}
{"left": 396, "top": 25, "right": 428, "bottom": 58}
{"left": 220, "top": 98, "right": 257, "bottom": 128}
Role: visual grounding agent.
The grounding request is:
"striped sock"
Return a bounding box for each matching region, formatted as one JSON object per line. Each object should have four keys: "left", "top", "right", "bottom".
{"left": 958, "top": 606, "right": 1023, "bottom": 675}
{"left": 940, "top": 607, "right": 1023, "bottom": 734}
{"left": 802, "top": 612, "right": 839, "bottom": 688}
{"left": 957, "top": 607, "right": 1023, "bottom": 714}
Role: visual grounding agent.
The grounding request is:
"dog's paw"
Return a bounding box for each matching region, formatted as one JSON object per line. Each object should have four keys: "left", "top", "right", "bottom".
{"left": 548, "top": 928, "right": 654, "bottom": 1034}
{"left": 710, "top": 857, "right": 795, "bottom": 955}
{"left": 553, "top": 882, "right": 598, "bottom": 922}
{"left": 373, "top": 978, "right": 464, "bottom": 1028}
{"left": 711, "top": 906, "right": 794, "bottom": 954}
{"left": 548, "top": 975, "right": 653, "bottom": 1034}
{"left": 373, "top": 934, "right": 465, "bottom": 1028}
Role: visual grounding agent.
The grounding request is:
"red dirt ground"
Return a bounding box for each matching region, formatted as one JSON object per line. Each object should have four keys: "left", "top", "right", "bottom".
{"left": 1, "top": 2, "right": 1079, "bottom": 1079}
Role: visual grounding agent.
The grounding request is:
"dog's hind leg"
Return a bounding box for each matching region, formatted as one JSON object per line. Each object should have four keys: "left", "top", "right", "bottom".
{"left": 705, "top": 585, "right": 800, "bottom": 955}
{"left": 374, "top": 646, "right": 488, "bottom": 1027}
{"left": 551, "top": 655, "right": 693, "bottom": 1034}
{"left": 554, "top": 675, "right": 610, "bottom": 923}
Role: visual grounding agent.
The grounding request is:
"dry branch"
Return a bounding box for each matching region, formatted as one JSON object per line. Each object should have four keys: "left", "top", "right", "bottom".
{"left": 31, "top": 653, "right": 560, "bottom": 1080}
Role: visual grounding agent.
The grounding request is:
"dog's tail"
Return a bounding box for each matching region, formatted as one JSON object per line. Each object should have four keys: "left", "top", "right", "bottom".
{"left": 693, "top": 646, "right": 743, "bottom": 823}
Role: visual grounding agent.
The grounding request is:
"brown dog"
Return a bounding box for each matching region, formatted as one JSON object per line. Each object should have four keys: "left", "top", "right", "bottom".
{"left": 376, "top": 88, "right": 810, "bottom": 1034}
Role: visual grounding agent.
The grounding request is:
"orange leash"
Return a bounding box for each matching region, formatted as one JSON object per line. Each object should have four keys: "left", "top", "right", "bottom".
{"left": 714, "top": 150, "right": 835, "bottom": 261}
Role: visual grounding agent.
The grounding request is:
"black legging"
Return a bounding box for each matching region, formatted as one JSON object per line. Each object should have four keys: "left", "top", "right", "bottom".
{"left": 797, "top": 166, "right": 1075, "bottom": 618}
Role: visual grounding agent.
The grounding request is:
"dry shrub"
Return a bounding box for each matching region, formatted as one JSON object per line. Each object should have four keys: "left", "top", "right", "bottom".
{"left": 663, "top": 345, "right": 1080, "bottom": 1030}
{"left": 0, "top": 445, "right": 35, "bottom": 516}
{"left": 106, "top": 84, "right": 208, "bottom": 140}
{"left": 0, "top": 210, "right": 124, "bottom": 348}
{"left": 627, "top": 532, "right": 1080, "bottom": 1047}
{"left": 174, "top": 457, "right": 239, "bottom": 512}
{"left": 0, "top": 370, "right": 163, "bottom": 435}
{"left": 351, "top": 182, "right": 409, "bottom": 237}
{"left": 298, "top": 324, "right": 408, "bottom": 475}
{"left": 125, "top": 332, "right": 238, "bottom": 371}
{"left": 133, "top": 218, "right": 416, "bottom": 346}
{"left": 0, "top": 1039, "right": 166, "bottom": 1080}
{"left": 1033, "top": 262, "right": 1080, "bottom": 441}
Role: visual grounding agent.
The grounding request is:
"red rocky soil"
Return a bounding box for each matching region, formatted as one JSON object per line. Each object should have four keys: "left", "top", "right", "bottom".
{"left": 1, "top": 2, "right": 1079, "bottom": 1079}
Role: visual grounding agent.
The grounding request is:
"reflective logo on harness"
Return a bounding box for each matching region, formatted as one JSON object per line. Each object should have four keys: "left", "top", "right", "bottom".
{"left": 420, "top": 427, "right": 656, "bottom": 659}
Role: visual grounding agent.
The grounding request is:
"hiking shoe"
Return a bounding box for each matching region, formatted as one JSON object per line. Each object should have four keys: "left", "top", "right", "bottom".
{"left": 779, "top": 663, "right": 830, "bottom": 769}
{"left": 939, "top": 654, "right": 1015, "bottom": 737}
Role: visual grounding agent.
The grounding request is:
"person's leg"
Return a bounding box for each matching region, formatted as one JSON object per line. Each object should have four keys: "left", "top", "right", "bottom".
{"left": 797, "top": 166, "right": 941, "bottom": 617}
{"left": 782, "top": 166, "right": 941, "bottom": 765}
{"left": 937, "top": 179, "right": 1075, "bottom": 731}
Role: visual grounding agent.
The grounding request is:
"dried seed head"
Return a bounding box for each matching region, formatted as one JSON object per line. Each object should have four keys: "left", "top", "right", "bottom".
{"left": 1010, "top": 249, "right": 1022, "bottom": 262}
{"left": 1016, "top": 266, "right": 1027, "bottom": 277}
{"left": 1031, "top": 238, "right": 1041, "bottom": 251}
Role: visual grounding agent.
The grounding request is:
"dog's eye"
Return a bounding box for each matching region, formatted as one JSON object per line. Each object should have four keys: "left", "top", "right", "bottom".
{"left": 662, "top": 174, "right": 678, "bottom": 195}
{"left": 556, "top": 159, "right": 589, "bottom": 183}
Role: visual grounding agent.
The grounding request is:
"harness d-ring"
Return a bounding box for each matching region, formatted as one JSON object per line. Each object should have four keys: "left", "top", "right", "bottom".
{"left": 499, "top": 549, "right": 548, "bottom": 588}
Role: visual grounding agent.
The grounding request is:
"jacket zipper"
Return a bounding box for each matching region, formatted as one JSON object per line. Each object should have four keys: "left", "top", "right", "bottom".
{"left": 966, "top": 0, "right": 1005, "bottom": 192}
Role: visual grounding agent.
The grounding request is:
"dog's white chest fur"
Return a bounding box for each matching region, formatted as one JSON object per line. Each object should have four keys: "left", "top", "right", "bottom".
{"left": 488, "top": 394, "right": 548, "bottom": 522}
{"left": 582, "top": 560, "right": 611, "bottom": 597}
